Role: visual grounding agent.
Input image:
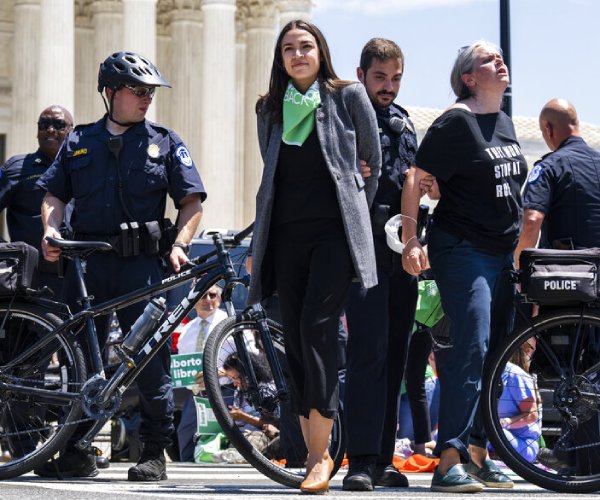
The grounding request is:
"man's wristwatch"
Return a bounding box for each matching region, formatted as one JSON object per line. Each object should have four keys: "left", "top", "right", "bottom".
{"left": 172, "top": 242, "right": 190, "bottom": 254}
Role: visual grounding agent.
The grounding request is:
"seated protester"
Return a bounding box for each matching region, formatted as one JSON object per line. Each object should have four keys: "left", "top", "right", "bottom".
{"left": 176, "top": 284, "right": 227, "bottom": 462}
{"left": 175, "top": 282, "right": 259, "bottom": 462}
{"left": 223, "top": 352, "right": 281, "bottom": 459}
{"left": 496, "top": 338, "right": 541, "bottom": 463}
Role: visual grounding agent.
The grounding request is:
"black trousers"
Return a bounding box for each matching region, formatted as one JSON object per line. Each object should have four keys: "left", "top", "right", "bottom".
{"left": 344, "top": 237, "right": 417, "bottom": 464}
{"left": 270, "top": 219, "right": 353, "bottom": 419}
{"left": 404, "top": 328, "right": 434, "bottom": 445}
{"left": 64, "top": 252, "right": 174, "bottom": 449}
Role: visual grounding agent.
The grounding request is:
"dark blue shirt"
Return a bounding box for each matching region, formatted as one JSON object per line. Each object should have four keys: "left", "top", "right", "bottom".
{"left": 374, "top": 103, "right": 417, "bottom": 215}
{"left": 0, "top": 149, "right": 53, "bottom": 252}
{"left": 523, "top": 136, "right": 600, "bottom": 249}
{"left": 37, "top": 116, "right": 206, "bottom": 235}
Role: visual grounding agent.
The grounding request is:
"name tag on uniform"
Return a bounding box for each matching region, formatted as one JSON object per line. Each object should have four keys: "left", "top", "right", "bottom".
{"left": 72, "top": 148, "right": 88, "bottom": 157}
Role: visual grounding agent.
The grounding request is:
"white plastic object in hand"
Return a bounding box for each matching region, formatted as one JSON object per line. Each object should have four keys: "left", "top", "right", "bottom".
{"left": 385, "top": 214, "right": 404, "bottom": 254}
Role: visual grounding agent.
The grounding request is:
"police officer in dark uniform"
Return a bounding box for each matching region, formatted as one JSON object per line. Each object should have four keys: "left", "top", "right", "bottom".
{"left": 0, "top": 105, "right": 74, "bottom": 293}
{"left": 515, "top": 99, "right": 600, "bottom": 472}
{"left": 36, "top": 51, "right": 206, "bottom": 481}
{"left": 515, "top": 98, "right": 600, "bottom": 260}
{"left": 0, "top": 105, "right": 73, "bottom": 465}
{"left": 343, "top": 38, "right": 419, "bottom": 491}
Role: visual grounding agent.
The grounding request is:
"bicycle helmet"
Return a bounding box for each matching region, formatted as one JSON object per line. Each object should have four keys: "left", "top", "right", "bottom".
{"left": 98, "top": 51, "right": 171, "bottom": 92}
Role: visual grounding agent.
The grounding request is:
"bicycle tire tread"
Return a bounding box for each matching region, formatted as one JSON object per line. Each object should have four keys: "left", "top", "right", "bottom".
{"left": 0, "top": 302, "right": 86, "bottom": 480}
{"left": 482, "top": 308, "right": 600, "bottom": 493}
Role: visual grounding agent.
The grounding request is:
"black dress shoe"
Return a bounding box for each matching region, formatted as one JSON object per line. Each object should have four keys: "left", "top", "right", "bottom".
{"left": 96, "top": 455, "right": 110, "bottom": 469}
{"left": 342, "top": 461, "right": 375, "bottom": 491}
{"left": 375, "top": 464, "right": 409, "bottom": 487}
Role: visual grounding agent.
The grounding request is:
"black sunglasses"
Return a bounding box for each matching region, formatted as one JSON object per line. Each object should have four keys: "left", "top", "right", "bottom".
{"left": 201, "top": 292, "right": 219, "bottom": 300}
{"left": 124, "top": 84, "right": 156, "bottom": 98}
{"left": 37, "top": 118, "right": 70, "bottom": 131}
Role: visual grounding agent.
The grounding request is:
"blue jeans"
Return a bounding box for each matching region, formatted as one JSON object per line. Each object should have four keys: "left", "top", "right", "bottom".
{"left": 428, "top": 226, "right": 515, "bottom": 463}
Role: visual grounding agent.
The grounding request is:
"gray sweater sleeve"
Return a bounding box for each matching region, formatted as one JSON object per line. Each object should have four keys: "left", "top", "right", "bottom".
{"left": 346, "top": 83, "right": 381, "bottom": 207}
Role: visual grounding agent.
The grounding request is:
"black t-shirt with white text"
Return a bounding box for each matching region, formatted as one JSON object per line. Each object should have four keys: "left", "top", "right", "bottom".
{"left": 416, "top": 108, "right": 527, "bottom": 254}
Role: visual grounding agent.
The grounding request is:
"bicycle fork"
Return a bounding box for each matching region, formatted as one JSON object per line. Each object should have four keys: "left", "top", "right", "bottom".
{"left": 237, "top": 304, "right": 288, "bottom": 415}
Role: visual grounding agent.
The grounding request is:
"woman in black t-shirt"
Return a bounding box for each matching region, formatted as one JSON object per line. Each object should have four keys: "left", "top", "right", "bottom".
{"left": 400, "top": 40, "right": 527, "bottom": 493}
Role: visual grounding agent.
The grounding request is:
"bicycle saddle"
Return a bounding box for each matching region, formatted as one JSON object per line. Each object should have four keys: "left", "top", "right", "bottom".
{"left": 45, "top": 236, "right": 113, "bottom": 252}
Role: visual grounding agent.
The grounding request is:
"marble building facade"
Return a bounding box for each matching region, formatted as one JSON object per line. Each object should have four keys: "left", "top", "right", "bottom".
{"left": 1, "top": 1, "right": 599, "bottom": 234}
{"left": 0, "top": 0, "right": 312, "bottom": 230}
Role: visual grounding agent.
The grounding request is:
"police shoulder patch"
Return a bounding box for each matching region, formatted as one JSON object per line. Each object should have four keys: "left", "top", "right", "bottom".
{"left": 527, "top": 163, "right": 543, "bottom": 184}
{"left": 174, "top": 144, "right": 193, "bottom": 168}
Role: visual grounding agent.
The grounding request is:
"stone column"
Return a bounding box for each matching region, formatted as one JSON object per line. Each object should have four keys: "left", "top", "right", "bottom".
{"left": 199, "top": 0, "right": 236, "bottom": 229}
{"left": 278, "top": 0, "right": 312, "bottom": 27}
{"left": 242, "top": 1, "right": 277, "bottom": 225}
{"left": 37, "top": 0, "right": 74, "bottom": 115}
{"left": 234, "top": 13, "right": 246, "bottom": 228}
{"left": 155, "top": 19, "right": 172, "bottom": 128}
{"left": 75, "top": 2, "right": 96, "bottom": 125}
{"left": 122, "top": 0, "right": 158, "bottom": 121}
{"left": 90, "top": 0, "right": 123, "bottom": 117}
{"left": 9, "top": 0, "right": 40, "bottom": 157}
{"left": 169, "top": 1, "right": 203, "bottom": 224}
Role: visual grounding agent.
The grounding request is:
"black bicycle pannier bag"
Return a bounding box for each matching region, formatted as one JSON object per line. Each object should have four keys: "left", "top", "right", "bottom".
{"left": 519, "top": 248, "right": 600, "bottom": 305}
{"left": 0, "top": 242, "right": 39, "bottom": 296}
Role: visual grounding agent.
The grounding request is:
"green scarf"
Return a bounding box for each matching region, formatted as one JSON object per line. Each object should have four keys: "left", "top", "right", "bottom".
{"left": 282, "top": 80, "right": 321, "bottom": 146}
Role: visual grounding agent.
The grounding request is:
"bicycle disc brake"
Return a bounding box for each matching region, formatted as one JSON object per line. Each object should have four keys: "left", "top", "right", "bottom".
{"left": 555, "top": 374, "right": 600, "bottom": 425}
{"left": 81, "top": 375, "right": 122, "bottom": 419}
{"left": 256, "top": 385, "right": 281, "bottom": 418}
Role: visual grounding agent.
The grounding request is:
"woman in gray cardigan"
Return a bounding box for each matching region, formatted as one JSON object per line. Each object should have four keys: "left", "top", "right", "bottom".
{"left": 247, "top": 19, "right": 381, "bottom": 493}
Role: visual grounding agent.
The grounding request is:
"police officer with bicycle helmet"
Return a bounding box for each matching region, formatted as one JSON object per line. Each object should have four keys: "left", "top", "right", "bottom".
{"left": 36, "top": 51, "right": 206, "bottom": 481}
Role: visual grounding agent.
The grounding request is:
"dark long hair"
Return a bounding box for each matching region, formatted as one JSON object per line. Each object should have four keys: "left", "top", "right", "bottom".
{"left": 223, "top": 352, "right": 273, "bottom": 385}
{"left": 256, "top": 19, "right": 351, "bottom": 121}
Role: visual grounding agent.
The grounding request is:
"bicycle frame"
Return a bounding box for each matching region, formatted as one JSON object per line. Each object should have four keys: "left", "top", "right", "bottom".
{"left": 0, "top": 229, "right": 251, "bottom": 450}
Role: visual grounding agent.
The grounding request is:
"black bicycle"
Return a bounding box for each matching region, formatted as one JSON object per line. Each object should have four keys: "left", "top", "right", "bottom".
{"left": 481, "top": 248, "right": 600, "bottom": 493}
{"left": 0, "top": 224, "right": 254, "bottom": 479}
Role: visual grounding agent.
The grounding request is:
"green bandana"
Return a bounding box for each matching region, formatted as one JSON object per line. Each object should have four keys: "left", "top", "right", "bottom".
{"left": 282, "top": 80, "right": 321, "bottom": 146}
{"left": 414, "top": 280, "right": 444, "bottom": 329}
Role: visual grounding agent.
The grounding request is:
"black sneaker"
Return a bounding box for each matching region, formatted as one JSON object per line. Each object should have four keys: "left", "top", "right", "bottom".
{"left": 128, "top": 443, "right": 167, "bottom": 481}
{"left": 34, "top": 448, "right": 99, "bottom": 478}
{"left": 536, "top": 447, "right": 569, "bottom": 471}
{"left": 375, "top": 464, "right": 409, "bottom": 487}
{"left": 342, "top": 459, "right": 375, "bottom": 491}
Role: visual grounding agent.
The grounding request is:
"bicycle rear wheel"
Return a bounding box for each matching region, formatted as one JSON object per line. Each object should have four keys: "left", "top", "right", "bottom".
{"left": 0, "top": 302, "right": 86, "bottom": 479}
{"left": 482, "top": 308, "right": 600, "bottom": 493}
{"left": 203, "top": 315, "right": 345, "bottom": 488}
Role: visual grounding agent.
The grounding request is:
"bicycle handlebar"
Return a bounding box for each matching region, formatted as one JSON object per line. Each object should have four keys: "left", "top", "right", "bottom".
{"left": 189, "top": 222, "right": 254, "bottom": 266}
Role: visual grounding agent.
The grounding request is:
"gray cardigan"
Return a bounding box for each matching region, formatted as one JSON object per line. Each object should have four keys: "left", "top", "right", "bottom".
{"left": 247, "top": 82, "right": 381, "bottom": 304}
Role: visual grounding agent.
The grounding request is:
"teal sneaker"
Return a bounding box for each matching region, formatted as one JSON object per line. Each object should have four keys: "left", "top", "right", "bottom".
{"left": 431, "top": 464, "right": 483, "bottom": 493}
{"left": 464, "top": 459, "right": 514, "bottom": 488}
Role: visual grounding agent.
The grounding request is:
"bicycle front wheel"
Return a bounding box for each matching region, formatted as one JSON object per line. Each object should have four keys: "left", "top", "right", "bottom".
{"left": 482, "top": 308, "right": 600, "bottom": 493}
{"left": 203, "top": 315, "right": 345, "bottom": 488}
{"left": 0, "top": 302, "right": 86, "bottom": 479}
